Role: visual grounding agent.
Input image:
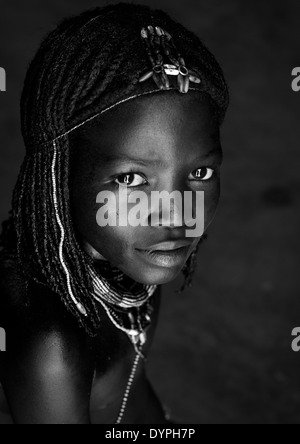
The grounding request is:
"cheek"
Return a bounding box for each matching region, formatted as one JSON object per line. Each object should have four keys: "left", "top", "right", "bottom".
{"left": 90, "top": 226, "right": 134, "bottom": 265}
{"left": 70, "top": 185, "right": 138, "bottom": 263}
{"left": 203, "top": 181, "right": 221, "bottom": 229}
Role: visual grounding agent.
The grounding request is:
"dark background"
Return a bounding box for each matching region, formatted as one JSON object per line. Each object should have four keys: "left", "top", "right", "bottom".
{"left": 0, "top": 0, "right": 300, "bottom": 424}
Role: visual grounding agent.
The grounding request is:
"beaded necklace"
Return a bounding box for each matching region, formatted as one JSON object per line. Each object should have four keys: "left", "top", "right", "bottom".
{"left": 90, "top": 260, "right": 156, "bottom": 423}
{"left": 90, "top": 261, "right": 156, "bottom": 357}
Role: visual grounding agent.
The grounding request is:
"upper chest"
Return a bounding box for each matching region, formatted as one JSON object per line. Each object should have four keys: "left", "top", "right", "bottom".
{"left": 90, "top": 286, "right": 161, "bottom": 375}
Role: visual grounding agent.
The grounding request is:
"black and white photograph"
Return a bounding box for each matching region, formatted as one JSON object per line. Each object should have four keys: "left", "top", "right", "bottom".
{"left": 0, "top": 0, "right": 299, "bottom": 426}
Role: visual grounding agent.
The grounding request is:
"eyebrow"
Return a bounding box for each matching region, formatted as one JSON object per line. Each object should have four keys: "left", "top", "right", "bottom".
{"left": 99, "top": 147, "right": 221, "bottom": 167}
{"left": 99, "top": 153, "right": 151, "bottom": 166}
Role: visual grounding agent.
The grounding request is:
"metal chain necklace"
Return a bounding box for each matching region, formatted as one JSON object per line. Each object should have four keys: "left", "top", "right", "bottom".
{"left": 101, "top": 302, "right": 151, "bottom": 424}
{"left": 115, "top": 351, "right": 142, "bottom": 424}
{"left": 95, "top": 298, "right": 150, "bottom": 423}
{"left": 91, "top": 267, "right": 155, "bottom": 423}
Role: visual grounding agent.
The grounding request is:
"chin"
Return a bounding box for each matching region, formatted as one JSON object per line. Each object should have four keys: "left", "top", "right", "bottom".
{"left": 124, "top": 266, "right": 183, "bottom": 286}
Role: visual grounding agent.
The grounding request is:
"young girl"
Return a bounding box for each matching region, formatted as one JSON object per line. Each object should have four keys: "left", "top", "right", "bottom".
{"left": 0, "top": 3, "right": 228, "bottom": 424}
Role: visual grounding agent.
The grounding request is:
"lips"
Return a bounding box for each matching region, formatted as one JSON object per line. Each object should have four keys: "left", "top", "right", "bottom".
{"left": 136, "top": 239, "right": 193, "bottom": 253}
{"left": 135, "top": 242, "right": 192, "bottom": 268}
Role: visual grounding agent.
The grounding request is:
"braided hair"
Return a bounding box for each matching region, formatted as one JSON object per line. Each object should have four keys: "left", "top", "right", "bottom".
{"left": 0, "top": 3, "right": 229, "bottom": 335}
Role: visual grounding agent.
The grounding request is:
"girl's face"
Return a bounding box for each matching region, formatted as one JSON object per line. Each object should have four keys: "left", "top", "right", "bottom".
{"left": 70, "top": 91, "right": 222, "bottom": 285}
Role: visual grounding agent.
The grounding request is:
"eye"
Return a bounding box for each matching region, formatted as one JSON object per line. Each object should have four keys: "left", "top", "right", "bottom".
{"left": 114, "top": 173, "right": 148, "bottom": 188}
{"left": 189, "top": 167, "right": 215, "bottom": 181}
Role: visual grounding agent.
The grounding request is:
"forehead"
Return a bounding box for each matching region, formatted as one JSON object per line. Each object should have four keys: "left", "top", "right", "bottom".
{"left": 74, "top": 91, "right": 220, "bottom": 164}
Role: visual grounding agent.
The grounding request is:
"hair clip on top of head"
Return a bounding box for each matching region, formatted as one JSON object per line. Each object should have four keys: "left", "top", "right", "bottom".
{"left": 139, "top": 26, "right": 201, "bottom": 94}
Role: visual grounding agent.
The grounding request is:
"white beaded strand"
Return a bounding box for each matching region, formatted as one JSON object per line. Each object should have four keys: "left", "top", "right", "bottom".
{"left": 51, "top": 141, "right": 87, "bottom": 317}
{"left": 115, "top": 352, "right": 141, "bottom": 424}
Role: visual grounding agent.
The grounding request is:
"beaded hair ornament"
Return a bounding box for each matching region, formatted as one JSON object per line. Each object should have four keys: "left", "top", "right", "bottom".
{"left": 139, "top": 26, "right": 201, "bottom": 92}
{"left": 50, "top": 25, "right": 201, "bottom": 357}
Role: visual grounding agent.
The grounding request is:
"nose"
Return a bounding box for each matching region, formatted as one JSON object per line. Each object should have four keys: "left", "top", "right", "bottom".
{"left": 146, "top": 190, "right": 198, "bottom": 229}
{"left": 148, "top": 192, "right": 183, "bottom": 227}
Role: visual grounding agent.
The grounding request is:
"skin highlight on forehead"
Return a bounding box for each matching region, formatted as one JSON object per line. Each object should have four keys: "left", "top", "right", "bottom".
{"left": 70, "top": 90, "right": 222, "bottom": 176}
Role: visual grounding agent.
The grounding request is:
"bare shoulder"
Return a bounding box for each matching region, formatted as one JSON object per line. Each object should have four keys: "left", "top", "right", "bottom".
{"left": 0, "top": 256, "right": 91, "bottom": 372}
{"left": 0, "top": 257, "right": 94, "bottom": 424}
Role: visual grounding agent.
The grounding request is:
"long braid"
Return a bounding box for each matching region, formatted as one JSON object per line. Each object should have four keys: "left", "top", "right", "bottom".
{"left": 0, "top": 3, "right": 229, "bottom": 335}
